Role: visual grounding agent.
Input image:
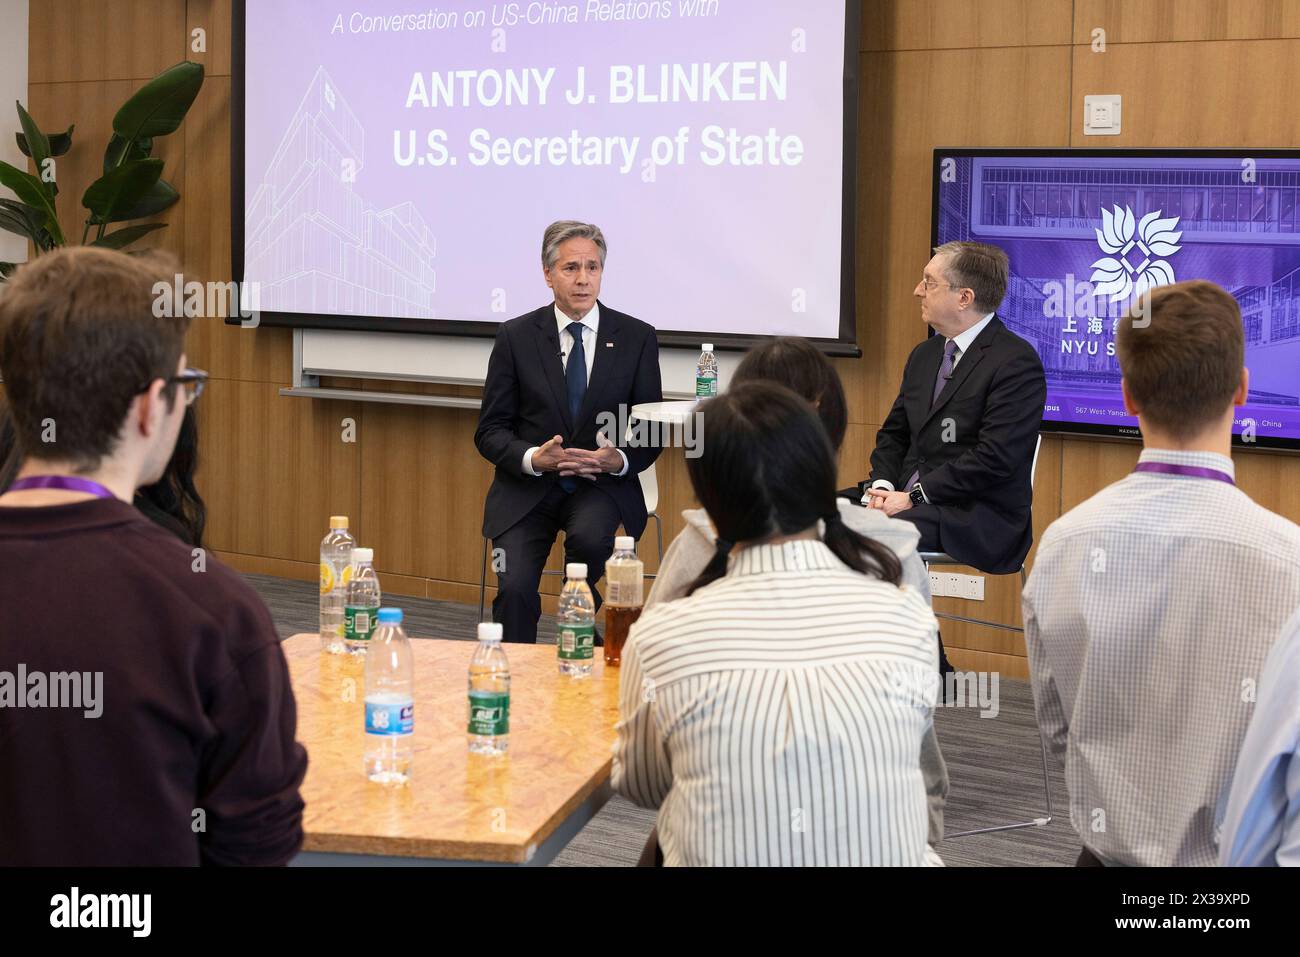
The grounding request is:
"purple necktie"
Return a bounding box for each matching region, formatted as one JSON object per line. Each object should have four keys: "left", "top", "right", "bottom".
{"left": 904, "top": 340, "right": 959, "bottom": 492}
{"left": 932, "top": 339, "right": 959, "bottom": 407}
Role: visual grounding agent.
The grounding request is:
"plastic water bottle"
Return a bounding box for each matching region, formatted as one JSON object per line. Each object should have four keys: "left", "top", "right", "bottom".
{"left": 557, "top": 563, "right": 596, "bottom": 678}
{"left": 363, "top": 607, "right": 413, "bottom": 786}
{"left": 695, "top": 343, "right": 718, "bottom": 399}
{"left": 468, "top": 622, "right": 510, "bottom": 756}
{"left": 345, "top": 547, "right": 381, "bottom": 655}
{"left": 319, "top": 516, "right": 355, "bottom": 654}
{"left": 603, "top": 536, "right": 644, "bottom": 667}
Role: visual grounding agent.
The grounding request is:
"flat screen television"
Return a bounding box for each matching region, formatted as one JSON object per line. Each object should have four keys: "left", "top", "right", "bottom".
{"left": 933, "top": 149, "right": 1300, "bottom": 452}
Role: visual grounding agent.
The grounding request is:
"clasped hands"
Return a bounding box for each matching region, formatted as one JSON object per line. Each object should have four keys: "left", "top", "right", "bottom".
{"left": 533, "top": 432, "right": 622, "bottom": 481}
{"left": 864, "top": 488, "right": 913, "bottom": 517}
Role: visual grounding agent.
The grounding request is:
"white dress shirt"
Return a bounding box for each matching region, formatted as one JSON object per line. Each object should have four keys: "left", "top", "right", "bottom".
{"left": 868, "top": 311, "right": 995, "bottom": 499}
{"left": 521, "top": 302, "right": 628, "bottom": 477}
{"left": 1219, "top": 608, "right": 1300, "bottom": 866}
{"left": 614, "top": 538, "right": 940, "bottom": 866}
{"left": 1023, "top": 448, "right": 1300, "bottom": 866}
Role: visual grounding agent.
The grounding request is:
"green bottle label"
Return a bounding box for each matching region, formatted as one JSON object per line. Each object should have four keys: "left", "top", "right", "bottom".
{"left": 696, "top": 376, "right": 717, "bottom": 398}
{"left": 558, "top": 622, "right": 595, "bottom": 661}
{"left": 468, "top": 690, "right": 510, "bottom": 736}
{"left": 345, "top": 605, "right": 377, "bottom": 642}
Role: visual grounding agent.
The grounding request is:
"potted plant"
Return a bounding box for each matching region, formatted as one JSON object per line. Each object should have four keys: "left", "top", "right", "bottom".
{"left": 0, "top": 60, "right": 204, "bottom": 279}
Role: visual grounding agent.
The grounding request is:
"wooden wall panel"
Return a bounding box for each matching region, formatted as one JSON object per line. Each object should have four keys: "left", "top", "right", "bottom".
{"left": 186, "top": 0, "right": 233, "bottom": 77}
{"left": 863, "top": 0, "right": 1073, "bottom": 51}
{"left": 30, "top": 0, "right": 186, "bottom": 84}
{"left": 1073, "top": 0, "right": 1300, "bottom": 44}
{"left": 1070, "top": 38, "right": 1300, "bottom": 147}
{"left": 193, "top": 379, "right": 361, "bottom": 562}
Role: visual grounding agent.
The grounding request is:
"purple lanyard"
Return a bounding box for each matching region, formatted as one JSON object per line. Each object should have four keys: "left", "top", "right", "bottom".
{"left": 1133, "top": 461, "right": 1235, "bottom": 486}
{"left": 6, "top": 475, "right": 119, "bottom": 499}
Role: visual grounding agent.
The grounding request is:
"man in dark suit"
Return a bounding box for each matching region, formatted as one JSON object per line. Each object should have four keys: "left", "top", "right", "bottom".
{"left": 864, "top": 241, "right": 1045, "bottom": 576}
{"left": 475, "top": 221, "right": 663, "bottom": 643}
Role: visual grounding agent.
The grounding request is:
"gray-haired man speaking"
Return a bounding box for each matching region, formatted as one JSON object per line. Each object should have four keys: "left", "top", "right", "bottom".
{"left": 475, "top": 221, "right": 663, "bottom": 643}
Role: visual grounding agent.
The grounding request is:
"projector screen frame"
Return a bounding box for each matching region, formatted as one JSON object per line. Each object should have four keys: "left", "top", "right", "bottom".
{"left": 932, "top": 146, "right": 1300, "bottom": 454}
{"left": 230, "top": 0, "right": 862, "bottom": 356}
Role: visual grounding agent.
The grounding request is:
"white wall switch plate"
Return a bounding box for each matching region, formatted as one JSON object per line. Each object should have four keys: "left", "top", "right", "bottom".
{"left": 1083, "top": 94, "right": 1121, "bottom": 135}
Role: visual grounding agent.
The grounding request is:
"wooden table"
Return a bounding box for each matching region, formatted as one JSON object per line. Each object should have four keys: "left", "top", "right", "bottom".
{"left": 281, "top": 633, "right": 622, "bottom": 866}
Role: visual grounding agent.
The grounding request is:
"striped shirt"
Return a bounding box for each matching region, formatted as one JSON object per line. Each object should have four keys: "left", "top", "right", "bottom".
{"left": 1023, "top": 448, "right": 1300, "bottom": 866}
{"left": 612, "top": 538, "right": 940, "bottom": 866}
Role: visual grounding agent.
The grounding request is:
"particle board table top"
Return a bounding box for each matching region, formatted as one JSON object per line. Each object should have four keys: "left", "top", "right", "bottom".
{"left": 283, "top": 632, "right": 622, "bottom": 863}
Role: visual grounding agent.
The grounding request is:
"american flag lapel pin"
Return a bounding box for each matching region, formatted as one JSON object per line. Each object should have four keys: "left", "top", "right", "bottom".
{"left": 605, "top": 341, "right": 614, "bottom": 347}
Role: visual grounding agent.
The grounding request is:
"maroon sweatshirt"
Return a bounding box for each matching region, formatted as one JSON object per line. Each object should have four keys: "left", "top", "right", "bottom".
{"left": 0, "top": 498, "right": 308, "bottom": 865}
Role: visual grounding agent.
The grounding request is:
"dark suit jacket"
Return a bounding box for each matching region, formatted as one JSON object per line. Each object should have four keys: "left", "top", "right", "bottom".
{"left": 474, "top": 302, "right": 664, "bottom": 540}
{"left": 869, "top": 316, "right": 1046, "bottom": 574}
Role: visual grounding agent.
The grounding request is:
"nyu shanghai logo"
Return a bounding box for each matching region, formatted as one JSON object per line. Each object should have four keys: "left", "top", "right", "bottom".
{"left": 1089, "top": 205, "right": 1183, "bottom": 301}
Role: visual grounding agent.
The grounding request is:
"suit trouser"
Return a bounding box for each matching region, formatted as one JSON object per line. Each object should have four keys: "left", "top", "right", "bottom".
{"left": 894, "top": 503, "right": 954, "bottom": 677}
{"left": 895, "top": 502, "right": 943, "bottom": 552}
{"left": 491, "top": 482, "right": 623, "bottom": 643}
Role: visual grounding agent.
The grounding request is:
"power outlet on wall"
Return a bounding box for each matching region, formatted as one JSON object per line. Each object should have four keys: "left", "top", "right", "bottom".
{"left": 928, "top": 571, "right": 985, "bottom": 600}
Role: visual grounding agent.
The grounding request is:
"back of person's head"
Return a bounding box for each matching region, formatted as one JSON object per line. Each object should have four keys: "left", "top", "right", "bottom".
{"left": 685, "top": 381, "right": 902, "bottom": 595}
{"left": 933, "top": 240, "right": 1009, "bottom": 314}
{"left": 733, "top": 336, "right": 847, "bottom": 450}
{"left": 0, "top": 246, "right": 189, "bottom": 472}
{"left": 1116, "top": 280, "right": 1244, "bottom": 442}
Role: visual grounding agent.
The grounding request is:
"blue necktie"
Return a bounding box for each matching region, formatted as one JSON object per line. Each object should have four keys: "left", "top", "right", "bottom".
{"left": 565, "top": 321, "right": 587, "bottom": 425}
{"left": 560, "top": 321, "right": 587, "bottom": 493}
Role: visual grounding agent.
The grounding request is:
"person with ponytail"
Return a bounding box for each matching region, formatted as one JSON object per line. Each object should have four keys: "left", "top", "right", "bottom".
{"left": 612, "top": 382, "right": 943, "bottom": 866}
{"left": 642, "top": 336, "right": 948, "bottom": 849}
{"left": 647, "top": 336, "right": 930, "bottom": 606}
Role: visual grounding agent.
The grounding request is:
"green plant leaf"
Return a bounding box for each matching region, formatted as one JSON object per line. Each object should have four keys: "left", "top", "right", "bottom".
{"left": 16, "top": 102, "right": 49, "bottom": 169}
{"left": 112, "top": 61, "right": 204, "bottom": 142}
{"left": 0, "top": 199, "right": 45, "bottom": 243}
{"left": 0, "top": 159, "right": 63, "bottom": 244}
{"left": 90, "top": 222, "right": 168, "bottom": 249}
{"left": 103, "top": 132, "right": 153, "bottom": 173}
{"left": 16, "top": 124, "right": 74, "bottom": 158}
{"left": 15, "top": 102, "right": 57, "bottom": 198}
{"left": 113, "top": 177, "right": 179, "bottom": 222}
{"left": 81, "top": 157, "right": 163, "bottom": 225}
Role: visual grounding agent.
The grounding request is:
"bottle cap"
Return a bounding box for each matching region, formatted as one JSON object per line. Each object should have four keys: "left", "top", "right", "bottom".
{"left": 329, "top": 515, "right": 349, "bottom": 529}
{"left": 702, "top": 343, "right": 714, "bottom": 352}
{"left": 353, "top": 547, "right": 374, "bottom": 563}
{"left": 478, "top": 622, "right": 503, "bottom": 642}
{"left": 566, "top": 562, "right": 588, "bottom": 580}
{"left": 615, "top": 536, "right": 635, "bottom": 552}
{"left": 377, "top": 607, "right": 402, "bottom": 624}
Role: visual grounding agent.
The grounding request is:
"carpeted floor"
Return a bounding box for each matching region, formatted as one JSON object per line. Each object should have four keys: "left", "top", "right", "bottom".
{"left": 247, "top": 572, "right": 1077, "bottom": 866}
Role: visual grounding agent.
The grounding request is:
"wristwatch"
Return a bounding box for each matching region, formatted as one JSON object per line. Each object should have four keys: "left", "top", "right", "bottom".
{"left": 908, "top": 485, "right": 926, "bottom": 507}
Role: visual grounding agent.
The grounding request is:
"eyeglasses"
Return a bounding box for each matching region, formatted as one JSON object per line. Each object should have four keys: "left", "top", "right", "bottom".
{"left": 139, "top": 368, "right": 209, "bottom": 406}
{"left": 919, "top": 277, "right": 961, "bottom": 293}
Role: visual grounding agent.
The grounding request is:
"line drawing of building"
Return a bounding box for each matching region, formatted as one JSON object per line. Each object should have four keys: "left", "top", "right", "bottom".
{"left": 245, "top": 65, "right": 437, "bottom": 320}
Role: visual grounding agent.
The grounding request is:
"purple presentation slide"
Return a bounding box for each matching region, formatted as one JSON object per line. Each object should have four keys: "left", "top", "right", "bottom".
{"left": 937, "top": 153, "right": 1300, "bottom": 445}
{"left": 242, "top": 0, "right": 847, "bottom": 338}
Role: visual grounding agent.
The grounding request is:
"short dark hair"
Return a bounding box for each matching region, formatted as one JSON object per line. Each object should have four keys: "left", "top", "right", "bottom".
{"left": 733, "top": 337, "right": 847, "bottom": 450}
{"left": 685, "top": 382, "right": 901, "bottom": 595}
{"left": 1116, "top": 280, "right": 1244, "bottom": 441}
{"left": 0, "top": 247, "right": 190, "bottom": 471}
{"left": 933, "top": 241, "right": 1009, "bottom": 313}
